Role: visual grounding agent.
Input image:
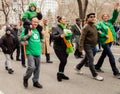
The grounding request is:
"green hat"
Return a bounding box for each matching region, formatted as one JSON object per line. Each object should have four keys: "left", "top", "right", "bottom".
{"left": 29, "top": 2, "right": 37, "bottom": 8}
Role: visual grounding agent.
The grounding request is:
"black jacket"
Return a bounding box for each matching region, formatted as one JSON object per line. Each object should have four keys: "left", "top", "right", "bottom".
{"left": 52, "top": 25, "right": 66, "bottom": 51}
{"left": 0, "top": 34, "right": 16, "bottom": 54}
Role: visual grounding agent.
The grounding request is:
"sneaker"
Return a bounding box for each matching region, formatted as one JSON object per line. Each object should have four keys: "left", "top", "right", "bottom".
{"left": 22, "top": 64, "right": 26, "bottom": 68}
{"left": 16, "top": 58, "right": 21, "bottom": 61}
{"left": 114, "top": 73, "right": 120, "bottom": 79}
{"left": 5, "top": 66, "right": 8, "bottom": 70}
{"left": 94, "top": 75, "right": 104, "bottom": 81}
{"left": 8, "top": 69, "right": 14, "bottom": 74}
{"left": 33, "top": 82, "right": 43, "bottom": 88}
{"left": 23, "top": 77, "right": 28, "bottom": 88}
{"left": 74, "top": 66, "right": 83, "bottom": 74}
{"left": 46, "top": 60, "right": 53, "bottom": 63}
{"left": 95, "top": 69, "right": 104, "bottom": 73}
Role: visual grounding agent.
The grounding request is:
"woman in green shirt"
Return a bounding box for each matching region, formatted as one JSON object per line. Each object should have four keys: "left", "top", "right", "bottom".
{"left": 95, "top": 3, "right": 120, "bottom": 79}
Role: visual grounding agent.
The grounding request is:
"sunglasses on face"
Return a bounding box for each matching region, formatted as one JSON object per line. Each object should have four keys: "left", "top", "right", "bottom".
{"left": 89, "top": 15, "right": 95, "bottom": 18}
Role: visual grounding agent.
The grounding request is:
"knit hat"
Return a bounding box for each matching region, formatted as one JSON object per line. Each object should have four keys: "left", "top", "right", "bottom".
{"left": 6, "top": 26, "right": 12, "bottom": 32}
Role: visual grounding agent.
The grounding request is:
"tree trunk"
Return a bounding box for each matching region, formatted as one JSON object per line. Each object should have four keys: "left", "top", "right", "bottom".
{"left": 77, "top": 0, "right": 88, "bottom": 26}
{"left": 5, "top": 15, "right": 8, "bottom": 23}
{"left": 77, "top": 0, "right": 83, "bottom": 19}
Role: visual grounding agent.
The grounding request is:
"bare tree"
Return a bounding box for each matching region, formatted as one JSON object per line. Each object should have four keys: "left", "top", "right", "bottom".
{"left": 77, "top": 0, "right": 88, "bottom": 20}
{"left": 88, "top": 0, "right": 120, "bottom": 22}
{"left": 56, "top": 0, "right": 79, "bottom": 24}
{"left": 0, "top": 0, "right": 10, "bottom": 23}
{"left": 21, "top": 0, "right": 25, "bottom": 12}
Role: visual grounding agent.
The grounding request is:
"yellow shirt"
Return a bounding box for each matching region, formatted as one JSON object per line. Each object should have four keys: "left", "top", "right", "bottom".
{"left": 106, "top": 27, "right": 114, "bottom": 43}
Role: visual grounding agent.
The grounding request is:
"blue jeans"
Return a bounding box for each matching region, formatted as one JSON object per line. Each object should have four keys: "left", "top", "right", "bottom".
{"left": 93, "top": 46, "right": 98, "bottom": 56}
{"left": 95, "top": 42, "right": 119, "bottom": 75}
{"left": 24, "top": 55, "right": 41, "bottom": 83}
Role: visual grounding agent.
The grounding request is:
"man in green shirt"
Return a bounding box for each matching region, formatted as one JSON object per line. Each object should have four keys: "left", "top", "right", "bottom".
{"left": 20, "top": 17, "right": 43, "bottom": 88}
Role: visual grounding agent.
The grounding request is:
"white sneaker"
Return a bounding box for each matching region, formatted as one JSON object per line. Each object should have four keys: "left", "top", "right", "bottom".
{"left": 74, "top": 66, "right": 83, "bottom": 75}
{"left": 94, "top": 75, "right": 104, "bottom": 81}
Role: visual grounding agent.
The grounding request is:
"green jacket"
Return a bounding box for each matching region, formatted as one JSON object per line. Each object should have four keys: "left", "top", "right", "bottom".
{"left": 20, "top": 29, "right": 42, "bottom": 56}
{"left": 96, "top": 9, "right": 119, "bottom": 46}
{"left": 22, "top": 11, "right": 38, "bottom": 21}
{"left": 22, "top": 2, "right": 42, "bottom": 21}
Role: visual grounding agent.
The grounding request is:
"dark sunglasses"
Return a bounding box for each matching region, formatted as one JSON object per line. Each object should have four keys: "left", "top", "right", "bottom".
{"left": 89, "top": 15, "right": 95, "bottom": 18}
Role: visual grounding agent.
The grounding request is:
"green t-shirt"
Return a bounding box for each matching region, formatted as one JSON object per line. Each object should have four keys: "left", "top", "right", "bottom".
{"left": 20, "top": 29, "right": 42, "bottom": 56}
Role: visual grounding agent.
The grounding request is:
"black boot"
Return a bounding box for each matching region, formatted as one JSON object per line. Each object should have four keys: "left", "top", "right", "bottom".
{"left": 62, "top": 74, "right": 69, "bottom": 80}
{"left": 46, "top": 54, "right": 53, "bottom": 63}
{"left": 23, "top": 77, "right": 28, "bottom": 88}
{"left": 57, "top": 72, "right": 63, "bottom": 82}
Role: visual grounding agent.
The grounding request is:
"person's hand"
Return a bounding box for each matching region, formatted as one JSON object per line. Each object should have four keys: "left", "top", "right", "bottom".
{"left": 41, "top": 30, "right": 45, "bottom": 34}
{"left": 28, "top": 30, "right": 32, "bottom": 36}
{"left": 61, "top": 34, "right": 65, "bottom": 38}
{"left": 106, "top": 35, "right": 109, "bottom": 39}
{"left": 36, "top": 8, "right": 40, "bottom": 13}
{"left": 30, "top": 25, "right": 33, "bottom": 29}
{"left": 98, "top": 30, "right": 102, "bottom": 34}
{"left": 114, "top": 3, "right": 119, "bottom": 10}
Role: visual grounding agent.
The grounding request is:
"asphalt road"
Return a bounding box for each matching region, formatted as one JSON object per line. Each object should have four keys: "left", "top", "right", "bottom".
{"left": 0, "top": 45, "right": 120, "bottom": 94}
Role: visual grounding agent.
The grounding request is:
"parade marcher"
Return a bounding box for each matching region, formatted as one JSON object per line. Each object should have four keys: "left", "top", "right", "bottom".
{"left": 18, "top": 19, "right": 26, "bottom": 67}
{"left": 95, "top": 3, "right": 120, "bottom": 79}
{"left": 22, "top": 1, "right": 43, "bottom": 40}
{"left": 10, "top": 24, "right": 21, "bottom": 61}
{"left": 0, "top": 27, "right": 16, "bottom": 74}
{"left": 71, "top": 18, "right": 84, "bottom": 58}
{"left": 74, "top": 13, "right": 104, "bottom": 81}
{"left": 20, "top": 17, "right": 43, "bottom": 88}
{"left": 52, "top": 16, "right": 73, "bottom": 82}
{"left": 42, "top": 18, "right": 53, "bottom": 63}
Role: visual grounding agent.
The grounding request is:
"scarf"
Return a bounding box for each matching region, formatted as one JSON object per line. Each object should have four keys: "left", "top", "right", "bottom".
{"left": 57, "top": 22, "right": 66, "bottom": 29}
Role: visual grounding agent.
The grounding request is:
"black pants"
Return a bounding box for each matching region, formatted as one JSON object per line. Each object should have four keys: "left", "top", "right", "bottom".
{"left": 45, "top": 53, "right": 50, "bottom": 62}
{"left": 21, "top": 45, "right": 25, "bottom": 65}
{"left": 54, "top": 49, "right": 68, "bottom": 73}
{"left": 74, "top": 49, "right": 82, "bottom": 57}
{"left": 76, "top": 46, "right": 98, "bottom": 77}
{"left": 11, "top": 41, "right": 20, "bottom": 59}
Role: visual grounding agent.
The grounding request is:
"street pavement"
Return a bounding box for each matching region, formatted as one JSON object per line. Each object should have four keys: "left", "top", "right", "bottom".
{"left": 0, "top": 45, "right": 120, "bottom": 94}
